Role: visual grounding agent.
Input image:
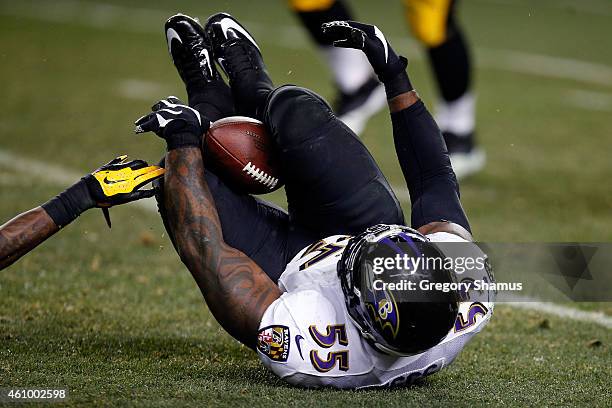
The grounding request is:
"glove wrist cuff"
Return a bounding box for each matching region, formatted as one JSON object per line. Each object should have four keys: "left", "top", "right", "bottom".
{"left": 379, "top": 55, "right": 409, "bottom": 83}
{"left": 41, "top": 178, "right": 95, "bottom": 228}
{"left": 382, "top": 58, "right": 413, "bottom": 99}
{"left": 166, "top": 132, "right": 201, "bottom": 151}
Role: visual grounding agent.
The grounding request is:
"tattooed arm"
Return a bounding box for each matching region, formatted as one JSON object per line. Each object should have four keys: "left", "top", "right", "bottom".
{"left": 163, "top": 146, "right": 281, "bottom": 348}
{"left": 134, "top": 97, "right": 281, "bottom": 348}
{"left": 0, "top": 208, "right": 59, "bottom": 270}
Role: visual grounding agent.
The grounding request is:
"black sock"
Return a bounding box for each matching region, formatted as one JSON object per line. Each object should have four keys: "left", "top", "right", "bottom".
{"left": 188, "top": 81, "right": 235, "bottom": 122}
{"left": 427, "top": 26, "right": 471, "bottom": 102}
{"left": 295, "top": 1, "right": 354, "bottom": 45}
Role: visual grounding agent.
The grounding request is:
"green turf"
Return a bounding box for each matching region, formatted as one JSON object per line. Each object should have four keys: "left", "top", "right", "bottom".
{"left": 1, "top": 0, "right": 611, "bottom": 406}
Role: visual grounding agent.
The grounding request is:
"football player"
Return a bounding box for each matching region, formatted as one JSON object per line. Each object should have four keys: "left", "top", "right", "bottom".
{"left": 0, "top": 156, "right": 164, "bottom": 271}
{"left": 289, "top": 0, "right": 484, "bottom": 178}
{"left": 135, "top": 13, "right": 493, "bottom": 388}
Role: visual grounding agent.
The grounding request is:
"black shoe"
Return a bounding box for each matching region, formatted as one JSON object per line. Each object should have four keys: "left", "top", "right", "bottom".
{"left": 205, "top": 13, "right": 273, "bottom": 119}
{"left": 165, "top": 14, "right": 233, "bottom": 119}
{"left": 165, "top": 14, "right": 220, "bottom": 88}
{"left": 443, "top": 131, "right": 486, "bottom": 179}
{"left": 204, "top": 12, "right": 261, "bottom": 58}
{"left": 334, "top": 76, "right": 386, "bottom": 135}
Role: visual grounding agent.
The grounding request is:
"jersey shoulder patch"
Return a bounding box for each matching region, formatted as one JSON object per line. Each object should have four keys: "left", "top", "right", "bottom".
{"left": 257, "top": 325, "right": 291, "bottom": 363}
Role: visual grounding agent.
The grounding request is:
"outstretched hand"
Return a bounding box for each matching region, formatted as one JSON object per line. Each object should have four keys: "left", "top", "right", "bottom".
{"left": 84, "top": 155, "right": 165, "bottom": 227}
{"left": 321, "top": 20, "right": 407, "bottom": 83}
{"left": 86, "top": 155, "right": 165, "bottom": 207}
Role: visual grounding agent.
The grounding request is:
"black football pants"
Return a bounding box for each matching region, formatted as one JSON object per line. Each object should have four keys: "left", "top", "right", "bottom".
{"left": 156, "top": 85, "right": 404, "bottom": 282}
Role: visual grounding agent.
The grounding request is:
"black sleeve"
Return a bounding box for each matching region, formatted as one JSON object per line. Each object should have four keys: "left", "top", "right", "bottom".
{"left": 390, "top": 100, "right": 471, "bottom": 232}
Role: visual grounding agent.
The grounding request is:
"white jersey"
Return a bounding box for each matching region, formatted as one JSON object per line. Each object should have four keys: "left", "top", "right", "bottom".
{"left": 257, "top": 232, "right": 494, "bottom": 389}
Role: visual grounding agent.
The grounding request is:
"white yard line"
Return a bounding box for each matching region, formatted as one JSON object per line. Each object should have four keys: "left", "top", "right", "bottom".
{"left": 481, "top": 0, "right": 612, "bottom": 17}
{"left": 116, "top": 78, "right": 171, "bottom": 102}
{"left": 1, "top": 0, "right": 612, "bottom": 87}
{"left": 0, "top": 149, "right": 82, "bottom": 185}
{"left": 479, "top": 49, "right": 612, "bottom": 88}
{"left": 506, "top": 296, "right": 612, "bottom": 329}
{"left": 1, "top": 148, "right": 610, "bottom": 329}
{"left": 565, "top": 89, "right": 612, "bottom": 112}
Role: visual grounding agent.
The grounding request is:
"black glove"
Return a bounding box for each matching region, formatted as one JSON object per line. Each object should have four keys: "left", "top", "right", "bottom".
{"left": 42, "top": 155, "right": 165, "bottom": 228}
{"left": 134, "top": 96, "right": 209, "bottom": 150}
{"left": 321, "top": 21, "right": 412, "bottom": 97}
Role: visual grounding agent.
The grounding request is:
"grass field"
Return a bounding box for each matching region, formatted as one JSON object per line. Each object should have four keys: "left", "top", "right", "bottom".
{"left": 0, "top": 0, "right": 611, "bottom": 406}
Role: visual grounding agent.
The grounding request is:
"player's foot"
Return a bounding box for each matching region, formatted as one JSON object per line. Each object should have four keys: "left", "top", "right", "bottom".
{"left": 443, "top": 131, "right": 486, "bottom": 179}
{"left": 335, "top": 76, "right": 387, "bottom": 135}
{"left": 165, "top": 14, "right": 234, "bottom": 120}
{"left": 204, "top": 12, "right": 273, "bottom": 119}
{"left": 165, "top": 14, "right": 221, "bottom": 90}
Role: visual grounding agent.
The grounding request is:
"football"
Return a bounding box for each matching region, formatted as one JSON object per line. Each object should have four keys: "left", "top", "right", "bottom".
{"left": 203, "top": 116, "right": 283, "bottom": 195}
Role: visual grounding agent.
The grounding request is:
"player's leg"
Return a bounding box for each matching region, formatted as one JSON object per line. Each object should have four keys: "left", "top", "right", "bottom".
{"left": 264, "top": 85, "right": 405, "bottom": 236}
{"left": 288, "top": 0, "right": 385, "bottom": 134}
{"left": 206, "top": 13, "right": 404, "bottom": 236}
{"left": 154, "top": 161, "right": 316, "bottom": 282}
{"left": 403, "top": 0, "right": 484, "bottom": 178}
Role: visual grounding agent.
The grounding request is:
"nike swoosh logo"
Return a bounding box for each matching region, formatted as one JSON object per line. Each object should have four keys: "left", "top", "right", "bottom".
{"left": 295, "top": 335, "right": 305, "bottom": 360}
{"left": 166, "top": 28, "right": 182, "bottom": 55}
{"left": 219, "top": 18, "right": 260, "bottom": 51}
{"left": 200, "top": 48, "right": 213, "bottom": 77}
{"left": 103, "top": 176, "right": 122, "bottom": 185}
{"left": 217, "top": 57, "right": 227, "bottom": 74}
{"left": 373, "top": 25, "right": 388, "bottom": 64}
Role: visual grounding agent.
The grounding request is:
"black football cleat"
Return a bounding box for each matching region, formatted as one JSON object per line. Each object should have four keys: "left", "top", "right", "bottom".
{"left": 334, "top": 75, "right": 386, "bottom": 135}
{"left": 443, "top": 131, "right": 486, "bottom": 179}
{"left": 204, "top": 13, "right": 273, "bottom": 119}
{"left": 165, "top": 13, "right": 234, "bottom": 120}
{"left": 204, "top": 12, "right": 261, "bottom": 57}
{"left": 165, "top": 14, "right": 220, "bottom": 88}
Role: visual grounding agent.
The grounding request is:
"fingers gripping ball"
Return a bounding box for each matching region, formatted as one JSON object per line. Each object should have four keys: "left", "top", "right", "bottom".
{"left": 203, "top": 116, "right": 283, "bottom": 195}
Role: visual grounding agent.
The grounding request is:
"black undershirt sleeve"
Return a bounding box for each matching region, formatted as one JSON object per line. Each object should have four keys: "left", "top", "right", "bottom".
{"left": 390, "top": 100, "right": 471, "bottom": 232}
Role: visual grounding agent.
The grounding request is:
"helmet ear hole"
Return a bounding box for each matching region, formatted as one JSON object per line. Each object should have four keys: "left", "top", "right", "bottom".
{"left": 338, "top": 224, "right": 460, "bottom": 356}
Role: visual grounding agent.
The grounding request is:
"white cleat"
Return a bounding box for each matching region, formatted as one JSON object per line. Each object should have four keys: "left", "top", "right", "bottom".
{"left": 449, "top": 148, "right": 486, "bottom": 179}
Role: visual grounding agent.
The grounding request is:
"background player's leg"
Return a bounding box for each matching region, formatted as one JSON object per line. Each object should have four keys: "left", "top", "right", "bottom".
{"left": 403, "top": 0, "right": 484, "bottom": 178}
{"left": 288, "top": 0, "right": 385, "bottom": 134}
{"left": 154, "top": 159, "right": 316, "bottom": 282}
{"left": 264, "top": 85, "right": 405, "bottom": 237}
